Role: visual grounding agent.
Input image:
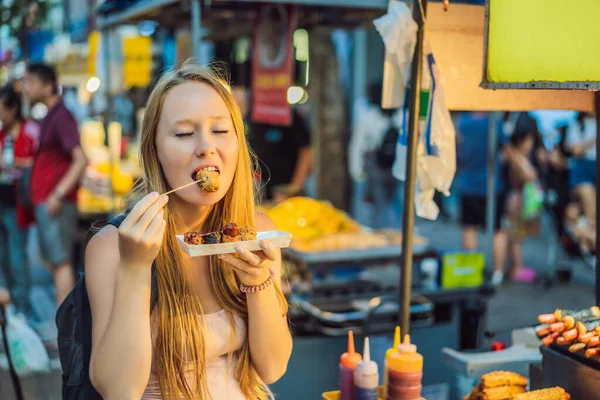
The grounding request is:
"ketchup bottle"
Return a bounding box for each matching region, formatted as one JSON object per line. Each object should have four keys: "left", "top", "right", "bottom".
{"left": 340, "top": 330, "right": 362, "bottom": 400}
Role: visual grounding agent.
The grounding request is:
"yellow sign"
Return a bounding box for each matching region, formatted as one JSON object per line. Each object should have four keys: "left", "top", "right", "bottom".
{"left": 485, "top": 0, "right": 600, "bottom": 89}
{"left": 88, "top": 31, "right": 100, "bottom": 77}
{"left": 122, "top": 36, "right": 152, "bottom": 88}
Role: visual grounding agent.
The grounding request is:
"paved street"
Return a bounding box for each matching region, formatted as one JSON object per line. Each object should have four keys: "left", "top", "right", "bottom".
{"left": 0, "top": 211, "right": 595, "bottom": 399}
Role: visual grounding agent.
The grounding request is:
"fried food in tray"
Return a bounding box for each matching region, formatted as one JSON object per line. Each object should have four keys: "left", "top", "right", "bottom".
{"left": 480, "top": 371, "right": 529, "bottom": 389}
{"left": 194, "top": 169, "right": 220, "bottom": 193}
{"left": 512, "top": 387, "right": 570, "bottom": 400}
{"left": 183, "top": 223, "right": 254, "bottom": 245}
{"left": 465, "top": 371, "right": 528, "bottom": 400}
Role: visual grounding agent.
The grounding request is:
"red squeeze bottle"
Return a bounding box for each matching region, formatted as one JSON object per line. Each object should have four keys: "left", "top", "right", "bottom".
{"left": 340, "top": 330, "right": 362, "bottom": 400}
{"left": 386, "top": 335, "right": 423, "bottom": 400}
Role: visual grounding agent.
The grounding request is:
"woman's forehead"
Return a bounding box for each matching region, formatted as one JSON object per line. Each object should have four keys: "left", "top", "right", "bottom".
{"left": 161, "top": 81, "right": 231, "bottom": 125}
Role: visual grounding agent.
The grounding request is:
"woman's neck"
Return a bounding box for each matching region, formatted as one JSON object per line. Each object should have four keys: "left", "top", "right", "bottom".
{"left": 171, "top": 196, "right": 210, "bottom": 232}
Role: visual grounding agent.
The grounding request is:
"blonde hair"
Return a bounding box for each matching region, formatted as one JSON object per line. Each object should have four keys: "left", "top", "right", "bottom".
{"left": 129, "top": 63, "right": 287, "bottom": 399}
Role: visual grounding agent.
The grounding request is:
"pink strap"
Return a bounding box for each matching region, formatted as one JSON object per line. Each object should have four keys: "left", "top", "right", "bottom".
{"left": 239, "top": 269, "right": 276, "bottom": 293}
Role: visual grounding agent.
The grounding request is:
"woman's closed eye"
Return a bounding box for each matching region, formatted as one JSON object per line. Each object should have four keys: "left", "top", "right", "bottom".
{"left": 175, "top": 131, "right": 194, "bottom": 137}
{"left": 212, "top": 129, "right": 229, "bottom": 135}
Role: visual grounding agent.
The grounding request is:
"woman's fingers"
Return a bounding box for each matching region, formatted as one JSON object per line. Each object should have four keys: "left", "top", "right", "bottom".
{"left": 142, "top": 211, "right": 165, "bottom": 242}
{"left": 133, "top": 195, "right": 169, "bottom": 233}
{"left": 259, "top": 241, "right": 279, "bottom": 261}
{"left": 234, "top": 247, "right": 263, "bottom": 267}
{"left": 121, "top": 192, "right": 160, "bottom": 229}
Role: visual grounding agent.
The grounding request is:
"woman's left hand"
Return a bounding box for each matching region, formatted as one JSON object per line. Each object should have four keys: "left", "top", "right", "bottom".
{"left": 218, "top": 240, "right": 280, "bottom": 286}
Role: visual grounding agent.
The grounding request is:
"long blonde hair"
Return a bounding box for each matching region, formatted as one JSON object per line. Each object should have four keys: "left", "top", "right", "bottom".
{"left": 130, "top": 63, "right": 288, "bottom": 399}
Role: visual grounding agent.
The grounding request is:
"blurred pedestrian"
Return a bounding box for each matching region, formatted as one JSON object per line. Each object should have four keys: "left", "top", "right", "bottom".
{"left": 456, "top": 112, "right": 508, "bottom": 286}
{"left": 348, "top": 82, "right": 404, "bottom": 229}
{"left": 248, "top": 107, "right": 312, "bottom": 203}
{"left": 504, "top": 119, "right": 540, "bottom": 283}
{"left": 0, "top": 84, "right": 38, "bottom": 315}
{"left": 23, "top": 63, "right": 88, "bottom": 306}
{"left": 566, "top": 112, "right": 596, "bottom": 231}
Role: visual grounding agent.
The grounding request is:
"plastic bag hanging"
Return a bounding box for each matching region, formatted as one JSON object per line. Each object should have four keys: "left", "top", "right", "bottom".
{"left": 373, "top": 1, "right": 418, "bottom": 109}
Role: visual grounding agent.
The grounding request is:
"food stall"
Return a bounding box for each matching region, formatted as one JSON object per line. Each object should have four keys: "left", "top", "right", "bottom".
{"left": 438, "top": 1, "right": 600, "bottom": 399}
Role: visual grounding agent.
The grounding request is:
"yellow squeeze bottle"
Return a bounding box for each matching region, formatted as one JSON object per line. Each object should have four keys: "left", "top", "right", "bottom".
{"left": 383, "top": 326, "right": 401, "bottom": 399}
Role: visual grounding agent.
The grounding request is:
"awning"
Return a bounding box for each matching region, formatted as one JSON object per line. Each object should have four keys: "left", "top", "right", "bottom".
{"left": 98, "top": 0, "right": 389, "bottom": 38}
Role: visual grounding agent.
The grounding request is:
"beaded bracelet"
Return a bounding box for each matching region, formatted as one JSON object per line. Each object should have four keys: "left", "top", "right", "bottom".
{"left": 239, "top": 269, "right": 276, "bottom": 293}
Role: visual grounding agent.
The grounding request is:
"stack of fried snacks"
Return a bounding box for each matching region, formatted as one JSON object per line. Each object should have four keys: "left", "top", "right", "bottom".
{"left": 464, "top": 371, "right": 528, "bottom": 400}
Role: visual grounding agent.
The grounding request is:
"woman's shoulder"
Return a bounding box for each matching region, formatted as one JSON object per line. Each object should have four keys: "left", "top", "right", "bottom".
{"left": 255, "top": 211, "right": 276, "bottom": 231}
{"left": 86, "top": 223, "right": 120, "bottom": 258}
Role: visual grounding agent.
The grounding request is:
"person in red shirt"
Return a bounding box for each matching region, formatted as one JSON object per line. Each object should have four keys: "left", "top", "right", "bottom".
{"left": 23, "top": 64, "right": 88, "bottom": 306}
{"left": 0, "top": 84, "right": 39, "bottom": 315}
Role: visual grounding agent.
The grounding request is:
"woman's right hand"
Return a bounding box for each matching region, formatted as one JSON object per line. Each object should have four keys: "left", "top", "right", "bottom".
{"left": 118, "top": 192, "right": 169, "bottom": 268}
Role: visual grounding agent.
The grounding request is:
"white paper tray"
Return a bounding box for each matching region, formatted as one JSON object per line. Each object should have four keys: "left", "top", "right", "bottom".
{"left": 176, "top": 230, "right": 292, "bottom": 257}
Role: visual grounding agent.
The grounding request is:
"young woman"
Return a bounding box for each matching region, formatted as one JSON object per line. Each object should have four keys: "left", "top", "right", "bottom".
{"left": 86, "top": 65, "right": 292, "bottom": 399}
{"left": 0, "top": 84, "right": 38, "bottom": 315}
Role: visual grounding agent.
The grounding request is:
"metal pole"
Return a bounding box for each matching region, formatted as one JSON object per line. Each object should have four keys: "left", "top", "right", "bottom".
{"left": 595, "top": 93, "right": 600, "bottom": 306}
{"left": 399, "top": 0, "right": 427, "bottom": 335}
{"left": 485, "top": 112, "right": 499, "bottom": 270}
{"left": 191, "top": 0, "right": 203, "bottom": 63}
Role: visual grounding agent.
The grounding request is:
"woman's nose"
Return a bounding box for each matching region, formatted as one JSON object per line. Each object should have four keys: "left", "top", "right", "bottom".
{"left": 194, "top": 131, "right": 216, "bottom": 157}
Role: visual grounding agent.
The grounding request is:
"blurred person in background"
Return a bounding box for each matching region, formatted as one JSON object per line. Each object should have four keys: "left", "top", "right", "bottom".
{"left": 248, "top": 106, "right": 312, "bottom": 204}
{"left": 566, "top": 112, "right": 597, "bottom": 232}
{"left": 348, "top": 82, "right": 404, "bottom": 229}
{"left": 0, "top": 84, "right": 39, "bottom": 315}
{"left": 503, "top": 119, "right": 540, "bottom": 283}
{"left": 23, "top": 63, "right": 88, "bottom": 306}
{"left": 456, "top": 112, "right": 508, "bottom": 286}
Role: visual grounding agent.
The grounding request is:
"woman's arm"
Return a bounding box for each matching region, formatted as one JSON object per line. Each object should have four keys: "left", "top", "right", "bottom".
{"left": 86, "top": 227, "right": 154, "bottom": 400}
{"left": 219, "top": 213, "right": 293, "bottom": 384}
{"left": 87, "top": 193, "right": 167, "bottom": 399}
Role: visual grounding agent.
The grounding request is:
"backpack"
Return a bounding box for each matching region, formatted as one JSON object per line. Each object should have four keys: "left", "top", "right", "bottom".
{"left": 56, "top": 274, "right": 102, "bottom": 400}
{"left": 56, "top": 215, "right": 127, "bottom": 400}
{"left": 376, "top": 116, "right": 399, "bottom": 169}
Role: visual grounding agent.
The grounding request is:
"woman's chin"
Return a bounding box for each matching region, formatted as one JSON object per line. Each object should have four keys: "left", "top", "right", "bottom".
{"left": 175, "top": 187, "right": 225, "bottom": 206}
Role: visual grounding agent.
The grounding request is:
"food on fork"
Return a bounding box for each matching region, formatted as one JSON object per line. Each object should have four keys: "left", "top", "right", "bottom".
{"left": 194, "top": 167, "right": 220, "bottom": 193}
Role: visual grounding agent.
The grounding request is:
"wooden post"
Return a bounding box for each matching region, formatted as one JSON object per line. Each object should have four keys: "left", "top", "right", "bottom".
{"left": 308, "top": 28, "right": 349, "bottom": 210}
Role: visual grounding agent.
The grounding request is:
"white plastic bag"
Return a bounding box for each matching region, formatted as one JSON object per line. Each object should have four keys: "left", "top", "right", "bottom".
{"left": 1, "top": 305, "right": 50, "bottom": 376}
{"left": 391, "top": 48, "right": 456, "bottom": 220}
{"left": 373, "top": 1, "right": 418, "bottom": 109}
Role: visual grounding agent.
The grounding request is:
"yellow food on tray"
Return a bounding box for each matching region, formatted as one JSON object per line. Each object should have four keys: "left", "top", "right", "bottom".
{"left": 264, "top": 197, "right": 360, "bottom": 240}
{"left": 292, "top": 232, "right": 390, "bottom": 252}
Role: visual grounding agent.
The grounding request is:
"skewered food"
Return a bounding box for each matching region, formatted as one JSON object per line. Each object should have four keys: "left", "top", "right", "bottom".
{"left": 195, "top": 169, "right": 220, "bottom": 193}
{"left": 222, "top": 223, "right": 241, "bottom": 242}
{"left": 183, "top": 223, "right": 253, "bottom": 245}
{"left": 240, "top": 226, "right": 256, "bottom": 241}
{"left": 538, "top": 307, "right": 600, "bottom": 324}
{"left": 184, "top": 231, "right": 202, "bottom": 245}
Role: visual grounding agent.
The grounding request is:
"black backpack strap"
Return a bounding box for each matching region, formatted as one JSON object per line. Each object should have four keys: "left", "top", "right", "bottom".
{"left": 107, "top": 215, "right": 126, "bottom": 229}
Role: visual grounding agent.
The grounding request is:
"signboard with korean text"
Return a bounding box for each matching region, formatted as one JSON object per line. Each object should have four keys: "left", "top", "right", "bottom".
{"left": 251, "top": 4, "right": 297, "bottom": 126}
